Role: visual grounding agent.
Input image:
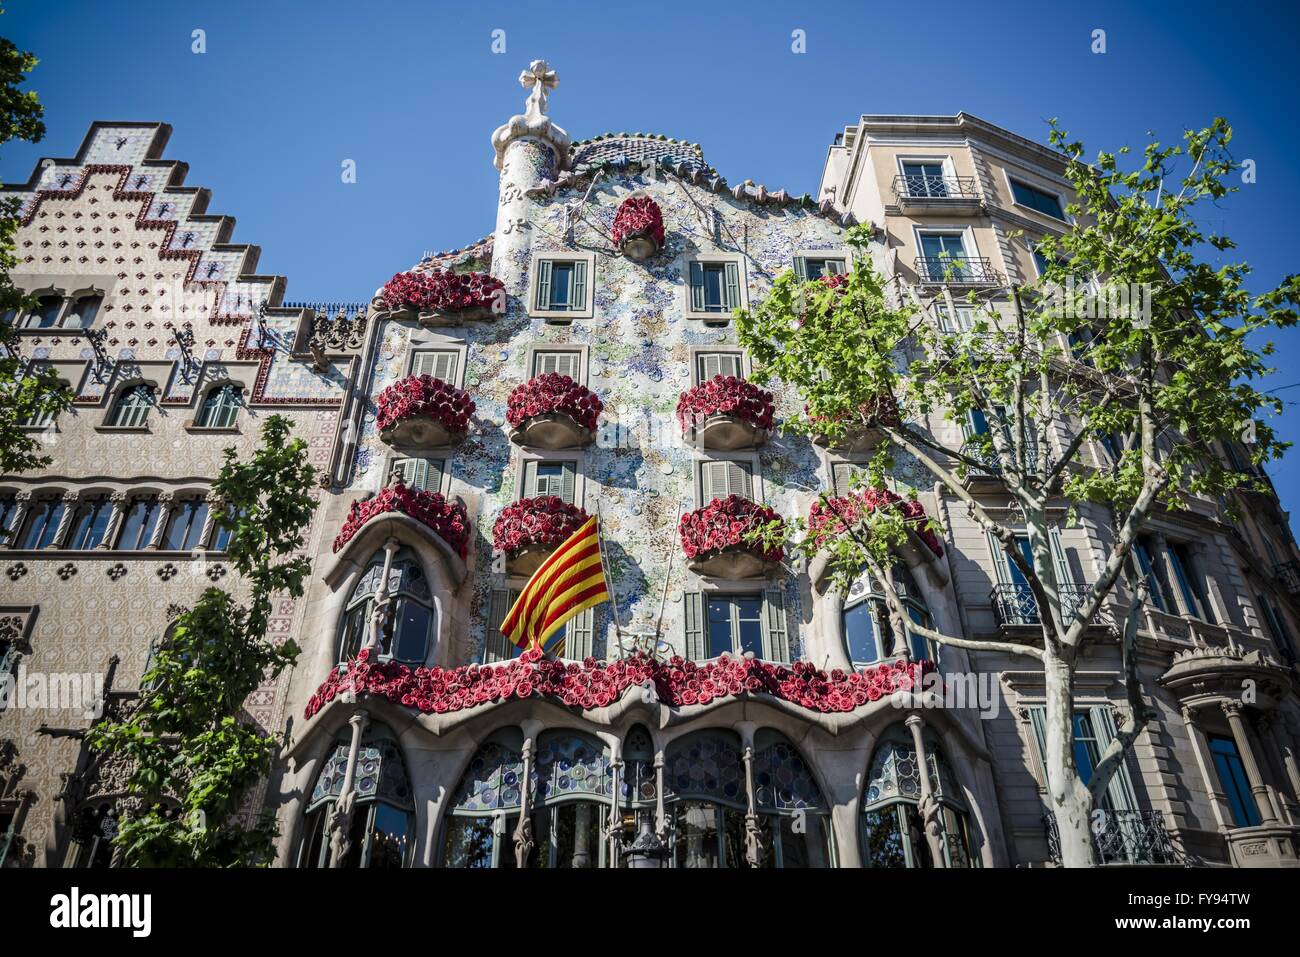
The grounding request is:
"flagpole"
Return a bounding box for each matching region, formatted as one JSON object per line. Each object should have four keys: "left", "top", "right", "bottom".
{"left": 654, "top": 496, "right": 685, "bottom": 645}
{"left": 595, "top": 504, "right": 622, "bottom": 642}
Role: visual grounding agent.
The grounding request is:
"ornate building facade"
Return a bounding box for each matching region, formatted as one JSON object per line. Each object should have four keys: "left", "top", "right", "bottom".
{"left": 4, "top": 64, "right": 1300, "bottom": 869}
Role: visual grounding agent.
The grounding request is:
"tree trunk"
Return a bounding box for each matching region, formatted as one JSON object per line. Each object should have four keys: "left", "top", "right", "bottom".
{"left": 1041, "top": 649, "right": 1098, "bottom": 868}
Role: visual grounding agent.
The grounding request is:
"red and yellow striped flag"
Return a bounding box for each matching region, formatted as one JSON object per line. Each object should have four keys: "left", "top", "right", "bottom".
{"left": 500, "top": 515, "right": 610, "bottom": 654}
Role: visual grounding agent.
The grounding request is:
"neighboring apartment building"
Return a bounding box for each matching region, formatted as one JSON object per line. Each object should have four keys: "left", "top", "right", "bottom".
{"left": 3, "top": 67, "right": 1300, "bottom": 869}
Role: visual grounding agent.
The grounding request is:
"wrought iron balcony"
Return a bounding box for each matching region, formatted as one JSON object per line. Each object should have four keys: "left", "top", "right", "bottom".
{"left": 991, "top": 582, "right": 1094, "bottom": 628}
{"left": 892, "top": 174, "right": 981, "bottom": 203}
{"left": 1044, "top": 810, "right": 1184, "bottom": 866}
{"left": 959, "top": 437, "right": 1038, "bottom": 482}
{"left": 1274, "top": 560, "right": 1300, "bottom": 596}
{"left": 914, "top": 255, "right": 1001, "bottom": 285}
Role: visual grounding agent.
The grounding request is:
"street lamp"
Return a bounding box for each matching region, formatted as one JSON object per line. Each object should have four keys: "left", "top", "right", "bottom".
{"left": 620, "top": 815, "right": 669, "bottom": 869}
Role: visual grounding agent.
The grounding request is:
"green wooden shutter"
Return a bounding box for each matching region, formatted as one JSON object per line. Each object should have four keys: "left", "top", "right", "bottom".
{"left": 727, "top": 460, "right": 753, "bottom": 499}
{"left": 523, "top": 460, "right": 539, "bottom": 498}
{"left": 1091, "top": 705, "right": 1139, "bottom": 812}
{"left": 832, "top": 462, "right": 860, "bottom": 495}
{"left": 825, "top": 259, "right": 845, "bottom": 276}
{"left": 763, "top": 589, "right": 789, "bottom": 663}
{"left": 536, "top": 260, "right": 553, "bottom": 311}
{"left": 564, "top": 606, "right": 596, "bottom": 660}
{"left": 723, "top": 262, "right": 741, "bottom": 310}
{"left": 1027, "top": 706, "right": 1049, "bottom": 785}
{"left": 720, "top": 353, "right": 743, "bottom": 378}
{"left": 571, "top": 260, "right": 587, "bottom": 312}
{"left": 559, "top": 461, "right": 576, "bottom": 505}
{"left": 689, "top": 262, "right": 705, "bottom": 312}
{"left": 1048, "top": 526, "right": 1072, "bottom": 587}
{"left": 486, "top": 588, "right": 518, "bottom": 663}
{"left": 684, "top": 591, "right": 705, "bottom": 661}
{"left": 698, "top": 353, "right": 721, "bottom": 382}
{"left": 793, "top": 257, "right": 808, "bottom": 281}
{"left": 535, "top": 351, "right": 579, "bottom": 379}
{"left": 414, "top": 350, "right": 458, "bottom": 382}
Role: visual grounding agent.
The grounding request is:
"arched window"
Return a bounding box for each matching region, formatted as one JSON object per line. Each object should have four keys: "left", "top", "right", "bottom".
{"left": 162, "top": 496, "right": 209, "bottom": 551}
{"left": 338, "top": 549, "right": 436, "bottom": 664}
{"left": 195, "top": 384, "right": 241, "bottom": 429}
{"left": 842, "top": 565, "right": 935, "bottom": 667}
{"left": 751, "top": 730, "right": 835, "bottom": 867}
{"left": 116, "top": 494, "right": 159, "bottom": 550}
{"left": 663, "top": 731, "right": 748, "bottom": 868}
{"left": 107, "top": 384, "right": 154, "bottom": 428}
{"left": 440, "top": 730, "right": 612, "bottom": 868}
{"left": 17, "top": 495, "right": 65, "bottom": 549}
{"left": 860, "top": 725, "right": 976, "bottom": 868}
{"left": 297, "top": 725, "right": 415, "bottom": 868}
{"left": 67, "top": 803, "right": 119, "bottom": 868}
{"left": 68, "top": 495, "right": 113, "bottom": 549}
{"left": 22, "top": 294, "right": 63, "bottom": 329}
{"left": 67, "top": 294, "right": 102, "bottom": 328}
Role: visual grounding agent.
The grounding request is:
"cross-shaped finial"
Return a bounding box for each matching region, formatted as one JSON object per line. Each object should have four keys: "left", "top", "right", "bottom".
{"left": 519, "top": 59, "right": 558, "bottom": 119}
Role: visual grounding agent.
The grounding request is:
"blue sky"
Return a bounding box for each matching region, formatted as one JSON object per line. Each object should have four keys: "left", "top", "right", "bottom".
{"left": 4, "top": 0, "right": 1300, "bottom": 509}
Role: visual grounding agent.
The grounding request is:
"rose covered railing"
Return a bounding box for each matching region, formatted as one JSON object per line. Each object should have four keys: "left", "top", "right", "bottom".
{"left": 375, "top": 269, "right": 505, "bottom": 325}
{"left": 611, "top": 194, "right": 665, "bottom": 261}
{"left": 679, "top": 494, "right": 785, "bottom": 579}
{"left": 493, "top": 496, "right": 590, "bottom": 576}
{"left": 676, "top": 375, "right": 775, "bottom": 450}
{"left": 333, "top": 482, "right": 471, "bottom": 558}
{"left": 376, "top": 374, "right": 475, "bottom": 447}
{"left": 506, "top": 373, "right": 602, "bottom": 449}
{"left": 809, "top": 393, "right": 900, "bottom": 453}
{"left": 807, "top": 486, "right": 944, "bottom": 559}
{"left": 305, "top": 646, "right": 936, "bottom": 719}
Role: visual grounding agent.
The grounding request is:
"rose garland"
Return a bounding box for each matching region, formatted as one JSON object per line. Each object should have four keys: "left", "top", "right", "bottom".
{"left": 676, "top": 375, "right": 775, "bottom": 431}
{"left": 679, "top": 494, "right": 785, "bottom": 563}
{"left": 807, "top": 486, "right": 944, "bottom": 557}
{"left": 492, "top": 496, "right": 590, "bottom": 555}
{"left": 305, "top": 646, "right": 935, "bottom": 719}
{"left": 375, "top": 374, "right": 476, "bottom": 435}
{"left": 379, "top": 269, "right": 504, "bottom": 315}
{"left": 333, "top": 483, "right": 471, "bottom": 558}
{"left": 506, "top": 373, "right": 603, "bottom": 433}
{"left": 611, "top": 195, "right": 666, "bottom": 249}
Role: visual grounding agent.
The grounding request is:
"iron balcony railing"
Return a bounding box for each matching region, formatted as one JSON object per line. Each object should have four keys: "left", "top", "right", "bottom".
{"left": 959, "top": 437, "right": 1038, "bottom": 480}
{"left": 991, "top": 582, "right": 1094, "bottom": 628}
{"left": 892, "top": 174, "right": 981, "bottom": 202}
{"left": 0, "top": 823, "right": 14, "bottom": 868}
{"left": 1273, "top": 560, "right": 1300, "bottom": 596}
{"left": 1044, "top": 810, "right": 1184, "bottom": 866}
{"left": 914, "top": 256, "right": 1001, "bottom": 284}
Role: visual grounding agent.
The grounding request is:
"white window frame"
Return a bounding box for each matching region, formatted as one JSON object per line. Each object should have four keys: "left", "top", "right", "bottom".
{"left": 1003, "top": 169, "right": 1072, "bottom": 224}
{"left": 516, "top": 450, "right": 585, "bottom": 506}
{"left": 407, "top": 340, "right": 468, "bottom": 387}
{"left": 388, "top": 454, "right": 448, "bottom": 495}
{"left": 526, "top": 343, "right": 588, "bottom": 384}
{"left": 688, "top": 346, "right": 749, "bottom": 386}
{"left": 694, "top": 451, "right": 763, "bottom": 508}
{"left": 894, "top": 154, "right": 959, "bottom": 198}
{"left": 528, "top": 251, "right": 596, "bottom": 321}
{"left": 683, "top": 252, "right": 749, "bottom": 323}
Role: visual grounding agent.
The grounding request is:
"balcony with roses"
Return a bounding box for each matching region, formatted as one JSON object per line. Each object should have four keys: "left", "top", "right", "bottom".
{"left": 810, "top": 392, "right": 901, "bottom": 453}
{"left": 376, "top": 374, "right": 475, "bottom": 449}
{"left": 676, "top": 375, "right": 775, "bottom": 451}
{"left": 679, "top": 494, "right": 785, "bottom": 579}
{"left": 611, "top": 194, "right": 665, "bottom": 262}
{"left": 331, "top": 480, "right": 472, "bottom": 586}
{"left": 507, "top": 373, "right": 603, "bottom": 450}
{"left": 493, "top": 496, "right": 590, "bottom": 576}
{"left": 374, "top": 268, "right": 506, "bottom": 326}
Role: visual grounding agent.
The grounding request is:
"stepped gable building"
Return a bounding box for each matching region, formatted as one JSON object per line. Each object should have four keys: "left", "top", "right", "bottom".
{"left": 5, "top": 63, "right": 1300, "bottom": 869}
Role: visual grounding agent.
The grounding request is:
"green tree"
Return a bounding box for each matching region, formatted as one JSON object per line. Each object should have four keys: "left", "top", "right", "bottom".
{"left": 89, "top": 416, "right": 315, "bottom": 866}
{"left": 737, "top": 120, "right": 1299, "bottom": 867}
{"left": 0, "top": 16, "right": 73, "bottom": 478}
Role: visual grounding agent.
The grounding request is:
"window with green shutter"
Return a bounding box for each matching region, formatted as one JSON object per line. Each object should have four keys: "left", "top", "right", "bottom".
{"left": 411, "top": 349, "right": 460, "bottom": 383}
{"left": 687, "top": 593, "right": 785, "bottom": 661}
{"left": 532, "top": 349, "right": 582, "bottom": 379}
{"left": 831, "top": 462, "right": 863, "bottom": 495}
{"left": 688, "top": 260, "right": 743, "bottom": 316}
{"left": 555, "top": 605, "right": 598, "bottom": 661}
{"left": 523, "top": 460, "right": 576, "bottom": 503}
{"left": 486, "top": 588, "right": 521, "bottom": 663}
{"left": 794, "top": 257, "right": 845, "bottom": 281}
{"left": 695, "top": 351, "right": 744, "bottom": 383}
{"left": 393, "top": 456, "right": 445, "bottom": 492}
{"left": 763, "top": 589, "right": 789, "bottom": 663}
{"left": 699, "top": 459, "right": 753, "bottom": 504}
{"left": 683, "top": 591, "right": 706, "bottom": 660}
{"left": 535, "top": 259, "right": 588, "bottom": 313}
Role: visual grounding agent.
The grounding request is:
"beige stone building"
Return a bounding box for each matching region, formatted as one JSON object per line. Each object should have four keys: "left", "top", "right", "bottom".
{"left": 4, "top": 69, "right": 1299, "bottom": 869}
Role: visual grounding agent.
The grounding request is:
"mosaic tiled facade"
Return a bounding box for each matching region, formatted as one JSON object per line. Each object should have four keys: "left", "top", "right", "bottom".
{"left": 6, "top": 67, "right": 1300, "bottom": 870}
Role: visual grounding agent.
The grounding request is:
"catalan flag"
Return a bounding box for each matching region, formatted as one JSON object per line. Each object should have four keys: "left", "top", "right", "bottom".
{"left": 500, "top": 515, "right": 610, "bottom": 654}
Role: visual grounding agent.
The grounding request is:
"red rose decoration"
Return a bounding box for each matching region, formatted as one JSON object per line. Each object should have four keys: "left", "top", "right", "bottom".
{"left": 332, "top": 481, "right": 471, "bottom": 557}
{"left": 807, "top": 486, "right": 944, "bottom": 557}
{"left": 506, "top": 373, "right": 603, "bottom": 433}
{"left": 379, "top": 269, "right": 505, "bottom": 315}
{"left": 492, "top": 497, "right": 590, "bottom": 555}
{"left": 806, "top": 392, "right": 900, "bottom": 431}
{"left": 678, "top": 494, "right": 785, "bottom": 563}
{"left": 611, "top": 195, "right": 666, "bottom": 249}
{"left": 676, "top": 375, "right": 775, "bottom": 432}
{"left": 375, "top": 374, "right": 476, "bottom": 435}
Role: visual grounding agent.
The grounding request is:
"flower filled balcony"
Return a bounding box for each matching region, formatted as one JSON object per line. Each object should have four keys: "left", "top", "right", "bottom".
{"left": 493, "top": 496, "right": 590, "bottom": 576}
{"left": 332, "top": 482, "right": 471, "bottom": 558}
{"left": 506, "top": 373, "right": 603, "bottom": 449}
{"left": 611, "top": 195, "right": 665, "bottom": 261}
{"left": 676, "top": 375, "right": 775, "bottom": 451}
{"left": 375, "top": 374, "right": 475, "bottom": 448}
{"left": 376, "top": 269, "right": 505, "bottom": 326}
{"left": 807, "top": 486, "right": 944, "bottom": 560}
{"left": 810, "top": 394, "right": 900, "bottom": 453}
{"left": 679, "top": 495, "right": 785, "bottom": 579}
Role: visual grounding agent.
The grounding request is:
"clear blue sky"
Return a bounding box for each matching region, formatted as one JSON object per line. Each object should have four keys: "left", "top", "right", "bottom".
{"left": 4, "top": 0, "right": 1300, "bottom": 511}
